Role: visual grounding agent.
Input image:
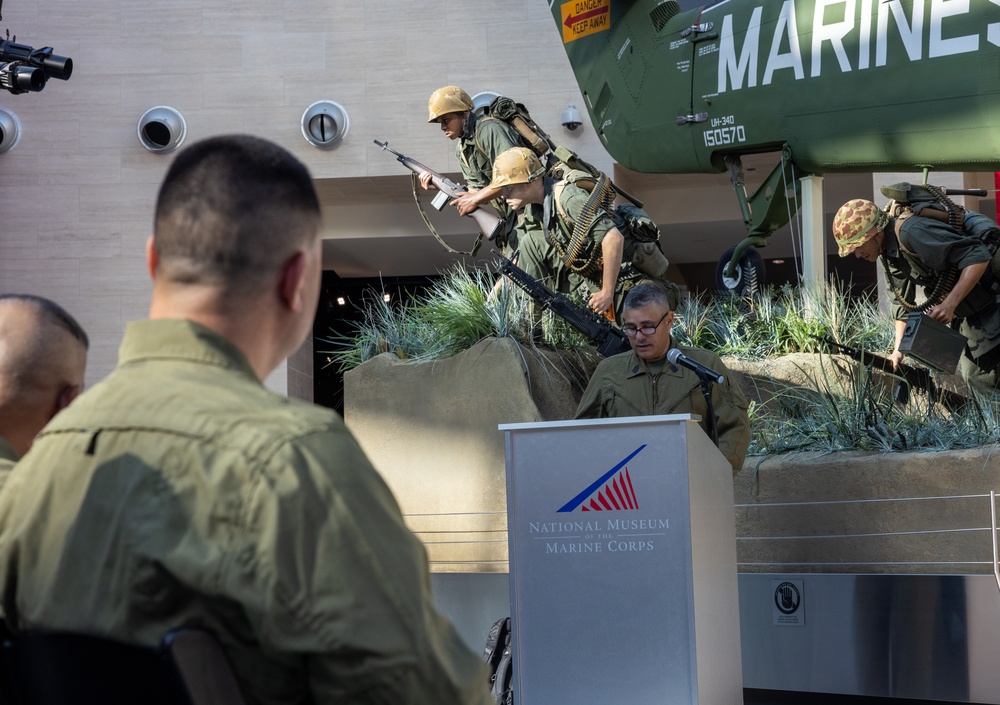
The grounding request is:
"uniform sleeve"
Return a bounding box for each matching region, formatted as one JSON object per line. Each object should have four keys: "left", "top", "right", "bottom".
{"left": 900, "top": 217, "right": 992, "bottom": 272}
{"left": 712, "top": 370, "right": 751, "bottom": 474}
{"left": 461, "top": 120, "right": 522, "bottom": 189}
{"left": 476, "top": 119, "right": 522, "bottom": 165}
{"left": 575, "top": 372, "right": 607, "bottom": 419}
{"left": 243, "top": 426, "right": 492, "bottom": 705}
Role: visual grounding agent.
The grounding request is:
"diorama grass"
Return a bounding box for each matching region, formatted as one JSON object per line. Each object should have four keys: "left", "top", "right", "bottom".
{"left": 322, "top": 266, "right": 1000, "bottom": 456}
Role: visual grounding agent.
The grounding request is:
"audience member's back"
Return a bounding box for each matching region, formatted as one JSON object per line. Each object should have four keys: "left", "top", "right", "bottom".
{"left": 0, "top": 135, "right": 492, "bottom": 705}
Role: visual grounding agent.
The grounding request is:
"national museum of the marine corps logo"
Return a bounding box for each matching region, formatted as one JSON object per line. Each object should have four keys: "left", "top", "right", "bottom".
{"left": 527, "top": 444, "right": 671, "bottom": 555}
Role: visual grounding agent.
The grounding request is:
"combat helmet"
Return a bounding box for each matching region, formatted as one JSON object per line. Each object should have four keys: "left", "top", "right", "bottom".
{"left": 489, "top": 147, "right": 547, "bottom": 190}
{"left": 427, "top": 86, "right": 474, "bottom": 123}
{"left": 833, "top": 199, "right": 889, "bottom": 257}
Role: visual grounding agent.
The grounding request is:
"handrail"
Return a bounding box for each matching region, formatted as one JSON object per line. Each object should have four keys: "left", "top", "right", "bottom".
{"left": 992, "top": 490, "right": 1000, "bottom": 596}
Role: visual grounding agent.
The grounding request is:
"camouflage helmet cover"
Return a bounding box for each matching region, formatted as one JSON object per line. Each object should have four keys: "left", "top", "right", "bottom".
{"left": 488, "top": 147, "right": 546, "bottom": 190}
{"left": 427, "top": 86, "right": 474, "bottom": 122}
{"left": 833, "top": 199, "right": 890, "bottom": 257}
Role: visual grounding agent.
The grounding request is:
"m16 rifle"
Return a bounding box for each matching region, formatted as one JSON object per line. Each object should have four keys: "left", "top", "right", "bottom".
{"left": 812, "top": 336, "right": 967, "bottom": 409}
{"left": 374, "top": 139, "right": 503, "bottom": 256}
{"left": 496, "top": 253, "right": 631, "bottom": 358}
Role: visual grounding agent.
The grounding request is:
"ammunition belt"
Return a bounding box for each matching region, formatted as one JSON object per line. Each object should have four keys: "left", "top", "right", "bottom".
{"left": 551, "top": 173, "right": 615, "bottom": 279}
{"left": 882, "top": 255, "right": 958, "bottom": 313}
{"left": 925, "top": 184, "right": 965, "bottom": 230}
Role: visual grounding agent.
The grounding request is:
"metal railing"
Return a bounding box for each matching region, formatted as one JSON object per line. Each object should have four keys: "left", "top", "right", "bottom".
{"left": 734, "top": 491, "right": 1000, "bottom": 591}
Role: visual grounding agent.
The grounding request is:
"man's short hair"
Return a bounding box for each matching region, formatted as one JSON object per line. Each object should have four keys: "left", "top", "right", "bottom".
{"left": 153, "top": 134, "right": 321, "bottom": 290}
{"left": 623, "top": 282, "right": 673, "bottom": 311}
{"left": 0, "top": 294, "right": 89, "bottom": 349}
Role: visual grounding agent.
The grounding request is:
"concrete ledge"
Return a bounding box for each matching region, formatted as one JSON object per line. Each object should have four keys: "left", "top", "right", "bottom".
{"left": 735, "top": 447, "right": 1000, "bottom": 574}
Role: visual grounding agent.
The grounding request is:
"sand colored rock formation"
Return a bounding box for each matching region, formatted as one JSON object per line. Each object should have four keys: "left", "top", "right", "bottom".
{"left": 344, "top": 337, "right": 596, "bottom": 572}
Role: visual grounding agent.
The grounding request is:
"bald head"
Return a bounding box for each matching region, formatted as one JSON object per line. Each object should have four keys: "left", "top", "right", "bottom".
{"left": 0, "top": 295, "right": 89, "bottom": 457}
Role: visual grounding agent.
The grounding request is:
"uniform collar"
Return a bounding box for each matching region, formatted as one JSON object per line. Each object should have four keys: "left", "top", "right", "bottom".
{"left": 884, "top": 224, "right": 900, "bottom": 258}
{"left": 624, "top": 344, "right": 686, "bottom": 379}
{"left": 118, "top": 319, "right": 260, "bottom": 382}
{"left": 0, "top": 435, "right": 19, "bottom": 464}
{"left": 461, "top": 111, "right": 479, "bottom": 141}
{"left": 542, "top": 177, "right": 555, "bottom": 231}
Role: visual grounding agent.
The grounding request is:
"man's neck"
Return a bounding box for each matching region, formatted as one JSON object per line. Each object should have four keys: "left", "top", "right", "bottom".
{"left": 148, "top": 288, "right": 283, "bottom": 382}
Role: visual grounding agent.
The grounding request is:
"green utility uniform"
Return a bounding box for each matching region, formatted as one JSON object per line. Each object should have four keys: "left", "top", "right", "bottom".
{"left": 517, "top": 178, "right": 678, "bottom": 316}
{"left": 458, "top": 113, "right": 526, "bottom": 254}
{"left": 0, "top": 319, "right": 491, "bottom": 705}
{"left": 574, "top": 344, "right": 751, "bottom": 472}
{"left": 882, "top": 212, "right": 1000, "bottom": 388}
{"left": 0, "top": 436, "right": 17, "bottom": 493}
{"left": 457, "top": 112, "right": 521, "bottom": 193}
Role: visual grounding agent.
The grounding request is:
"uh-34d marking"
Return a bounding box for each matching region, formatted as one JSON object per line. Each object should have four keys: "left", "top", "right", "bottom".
{"left": 548, "top": 0, "right": 1000, "bottom": 288}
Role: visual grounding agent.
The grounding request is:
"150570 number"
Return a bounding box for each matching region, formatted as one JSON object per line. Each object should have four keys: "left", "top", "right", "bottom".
{"left": 703, "top": 125, "right": 746, "bottom": 147}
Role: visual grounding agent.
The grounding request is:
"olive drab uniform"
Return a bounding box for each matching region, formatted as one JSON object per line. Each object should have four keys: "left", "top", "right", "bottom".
{"left": 0, "top": 319, "right": 493, "bottom": 705}
{"left": 574, "top": 344, "right": 751, "bottom": 473}
{"left": 516, "top": 170, "right": 679, "bottom": 317}
{"left": 881, "top": 209, "right": 1000, "bottom": 388}
{"left": 458, "top": 112, "right": 527, "bottom": 254}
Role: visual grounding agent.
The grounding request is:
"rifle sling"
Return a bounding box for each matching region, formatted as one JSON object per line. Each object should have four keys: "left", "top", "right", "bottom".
{"left": 410, "top": 174, "right": 483, "bottom": 257}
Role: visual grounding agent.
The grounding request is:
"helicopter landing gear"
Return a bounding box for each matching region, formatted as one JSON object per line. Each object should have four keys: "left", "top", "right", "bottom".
{"left": 715, "top": 245, "right": 765, "bottom": 295}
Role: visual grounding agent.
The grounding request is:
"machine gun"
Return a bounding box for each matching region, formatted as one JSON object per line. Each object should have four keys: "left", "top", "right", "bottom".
{"left": 0, "top": 32, "right": 73, "bottom": 95}
{"left": 374, "top": 139, "right": 503, "bottom": 255}
{"left": 812, "top": 336, "right": 967, "bottom": 409}
{"left": 496, "top": 253, "right": 631, "bottom": 358}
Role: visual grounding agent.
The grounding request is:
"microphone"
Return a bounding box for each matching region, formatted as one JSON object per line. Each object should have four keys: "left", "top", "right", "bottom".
{"left": 666, "top": 348, "right": 725, "bottom": 384}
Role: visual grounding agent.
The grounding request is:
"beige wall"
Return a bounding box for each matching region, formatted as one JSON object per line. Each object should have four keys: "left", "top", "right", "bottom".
{"left": 0, "top": 0, "right": 610, "bottom": 390}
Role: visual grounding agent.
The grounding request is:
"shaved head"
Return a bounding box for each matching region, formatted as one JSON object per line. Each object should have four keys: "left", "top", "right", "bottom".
{"left": 0, "top": 295, "right": 89, "bottom": 456}
{"left": 153, "top": 134, "right": 321, "bottom": 294}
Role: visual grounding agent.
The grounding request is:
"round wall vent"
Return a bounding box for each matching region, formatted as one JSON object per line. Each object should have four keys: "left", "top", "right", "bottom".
{"left": 301, "top": 101, "right": 349, "bottom": 149}
{"left": 137, "top": 106, "right": 187, "bottom": 154}
{"left": 471, "top": 91, "right": 500, "bottom": 117}
{"left": 0, "top": 107, "right": 22, "bottom": 154}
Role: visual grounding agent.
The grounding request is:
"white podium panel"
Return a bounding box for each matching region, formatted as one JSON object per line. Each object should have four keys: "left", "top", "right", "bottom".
{"left": 501, "top": 414, "right": 742, "bottom": 705}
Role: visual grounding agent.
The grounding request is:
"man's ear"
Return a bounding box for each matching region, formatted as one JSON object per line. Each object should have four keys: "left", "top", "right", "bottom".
{"left": 145, "top": 235, "right": 159, "bottom": 280}
{"left": 53, "top": 384, "right": 83, "bottom": 417}
{"left": 278, "top": 251, "right": 309, "bottom": 314}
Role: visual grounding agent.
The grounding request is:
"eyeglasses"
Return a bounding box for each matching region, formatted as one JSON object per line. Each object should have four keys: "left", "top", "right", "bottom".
{"left": 622, "top": 310, "right": 670, "bottom": 338}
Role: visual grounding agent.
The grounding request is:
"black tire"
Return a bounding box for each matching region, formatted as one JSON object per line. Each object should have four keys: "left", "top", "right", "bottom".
{"left": 715, "top": 245, "right": 765, "bottom": 295}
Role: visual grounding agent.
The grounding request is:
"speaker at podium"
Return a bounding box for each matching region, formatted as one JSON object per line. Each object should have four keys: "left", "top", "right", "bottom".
{"left": 500, "top": 413, "right": 742, "bottom": 705}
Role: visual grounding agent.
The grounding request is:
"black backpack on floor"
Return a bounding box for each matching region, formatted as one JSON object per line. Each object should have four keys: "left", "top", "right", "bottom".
{"left": 482, "top": 617, "right": 512, "bottom": 705}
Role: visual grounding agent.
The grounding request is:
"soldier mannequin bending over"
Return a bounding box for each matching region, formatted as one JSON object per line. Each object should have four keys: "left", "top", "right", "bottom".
{"left": 834, "top": 196, "right": 1000, "bottom": 390}
{"left": 490, "top": 147, "right": 680, "bottom": 317}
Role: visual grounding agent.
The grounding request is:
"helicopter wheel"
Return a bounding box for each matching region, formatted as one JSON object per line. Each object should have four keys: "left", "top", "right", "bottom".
{"left": 715, "top": 245, "right": 765, "bottom": 295}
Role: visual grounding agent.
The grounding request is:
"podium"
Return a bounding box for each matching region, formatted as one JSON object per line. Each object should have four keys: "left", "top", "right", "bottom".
{"left": 500, "top": 414, "right": 742, "bottom": 705}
